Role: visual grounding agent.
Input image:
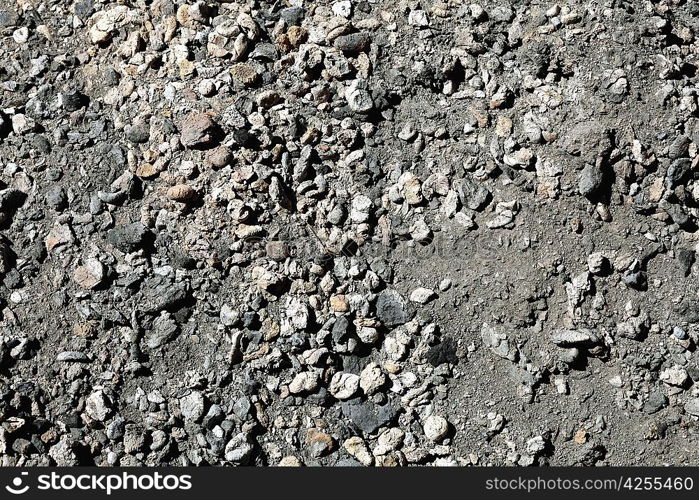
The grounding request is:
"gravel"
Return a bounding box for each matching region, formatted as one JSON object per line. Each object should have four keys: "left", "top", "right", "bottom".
{"left": 1, "top": 0, "right": 699, "bottom": 469}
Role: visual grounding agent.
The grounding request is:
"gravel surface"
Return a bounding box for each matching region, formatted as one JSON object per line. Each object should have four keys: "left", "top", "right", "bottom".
{"left": 1, "top": 0, "right": 699, "bottom": 466}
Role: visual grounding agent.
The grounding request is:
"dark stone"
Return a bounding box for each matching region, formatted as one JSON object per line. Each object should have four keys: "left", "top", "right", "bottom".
{"left": 426, "top": 337, "right": 459, "bottom": 366}
{"left": 332, "top": 316, "right": 351, "bottom": 343}
{"left": 61, "top": 90, "right": 89, "bottom": 112}
{"left": 643, "top": 390, "right": 668, "bottom": 414}
{"left": 622, "top": 271, "right": 647, "bottom": 291}
{"left": 376, "top": 289, "right": 412, "bottom": 327}
{"left": 107, "top": 222, "right": 151, "bottom": 253}
{"left": 46, "top": 186, "right": 68, "bottom": 210}
{"left": 676, "top": 247, "right": 695, "bottom": 277}
{"left": 578, "top": 162, "right": 604, "bottom": 197}
{"left": 333, "top": 33, "right": 370, "bottom": 53}
{"left": 279, "top": 6, "right": 305, "bottom": 25}
{"left": 124, "top": 121, "right": 150, "bottom": 143}
{"left": 665, "top": 158, "right": 692, "bottom": 189}
{"left": 340, "top": 398, "right": 400, "bottom": 435}
{"left": 60, "top": 413, "right": 83, "bottom": 428}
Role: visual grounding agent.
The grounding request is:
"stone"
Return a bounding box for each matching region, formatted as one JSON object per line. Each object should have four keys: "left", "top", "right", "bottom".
{"left": 685, "top": 398, "right": 699, "bottom": 417}
{"left": 410, "top": 287, "right": 436, "bottom": 304}
{"left": 180, "top": 391, "right": 206, "bottom": 422}
{"left": 350, "top": 195, "right": 372, "bottom": 223}
{"left": 329, "top": 372, "right": 360, "bottom": 399}
{"left": 289, "top": 372, "right": 320, "bottom": 394}
{"left": 359, "top": 362, "right": 386, "bottom": 395}
{"left": 346, "top": 88, "right": 373, "bottom": 114}
{"left": 124, "top": 120, "right": 150, "bottom": 143}
{"left": 374, "top": 428, "right": 405, "bottom": 455}
{"left": 376, "top": 289, "right": 411, "bottom": 327}
{"left": 453, "top": 178, "right": 490, "bottom": 211}
{"left": 266, "top": 241, "right": 289, "bottom": 261}
{"left": 167, "top": 184, "right": 197, "bottom": 202}
{"left": 305, "top": 429, "right": 335, "bottom": 457}
{"left": 180, "top": 112, "right": 221, "bottom": 148}
{"left": 660, "top": 366, "right": 688, "bottom": 387}
{"left": 587, "top": 252, "right": 609, "bottom": 274}
{"left": 56, "top": 351, "right": 90, "bottom": 362}
{"left": 408, "top": 10, "right": 429, "bottom": 26}
{"left": 330, "top": 294, "right": 350, "bottom": 312}
{"left": 230, "top": 63, "right": 259, "bottom": 86}
{"left": 481, "top": 323, "right": 517, "bottom": 361}
{"left": 341, "top": 399, "right": 400, "bottom": 435}
{"left": 423, "top": 415, "right": 449, "bottom": 442}
{"left": 578, "top": 162, "right": 604, "bottom": 197}
{"left": 399, "top": 172, "right": 422, "bottom": 205}
{"left": 85, "top": 391, "right": 111, "bottom": 422}
{"left": 643, "top": 391, "right": 668, "bottom": 414}
{"left": 550, "top": 329, "right": 597, "bottom": 346}
{"left": 343, "top": 436, "right": 373, "bottom": 465}
{"left": 107, "top": 222, "right": 150, "bottom": 253}
{"left": 225, "top": 433, "right": 253, "bottom": 463}
{"left": 278, "top": 456, "right": 304, "bottom": 466}
{"left": 146, "top": 313, "right": 179, "bottom": 349}
{"left": 333, "top": 33, "right": 370, "bottom": 53}
{"left": 73, "top": 258, "right": 105, "bottom": 289}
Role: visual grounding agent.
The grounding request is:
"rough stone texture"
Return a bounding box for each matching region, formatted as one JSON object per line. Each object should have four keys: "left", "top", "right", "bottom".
{"left": 1, "top": 0, "right": 698, "bottom": 469}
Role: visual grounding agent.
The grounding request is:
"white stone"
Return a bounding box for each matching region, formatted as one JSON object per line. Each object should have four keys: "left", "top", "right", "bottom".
{"left": 180, "top": 391, "right": 205, "bottom": 422}
{"left": 410, "top": 287, "right": 436, "bottom": 304}
{"left": 423, "top": 415, "right": 449, "bottom": 442}
{"left": 359, "top": 362, "right": 386, "bottom": 395}
{"left": 329, "top": 372, "right": 360, "bottom": 399}
{"left": 332, "top": 0, "right": 352, "bottom": 18}
{"left": 85, "top": 390, "right": 111, "bottom": 422}
{"left": 343, "top": 437, "right": 373, "bottom": 465}
{"left": 350, "top": 195, "right": 373, "bottom": 223}
{"left": 408, "top": 10, "right": 429, "bottom": 26}
{"left": 289, "top": 372, "right": 320, "bottom": 394}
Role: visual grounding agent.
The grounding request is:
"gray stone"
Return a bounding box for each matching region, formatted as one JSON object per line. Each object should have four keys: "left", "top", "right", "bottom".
{"left": 333, "top": 33, "right": 370, "bottom": 53}
{"left": 340, "top": 399, "right": 400, "bottom": 435}
{"left": 376, "top": 289, "right": 412, "bottom": 327}
{"left": 578, "top": 162, "right": 604, "bottom": 197}
{"left": 107, "top": 222, "right": 150, "bottom": 253}
{"left": 180, "top": 391, "right": 206, "bottom": 422}
{"left": 643, "top": 391, "right": 668, "bottom": 414}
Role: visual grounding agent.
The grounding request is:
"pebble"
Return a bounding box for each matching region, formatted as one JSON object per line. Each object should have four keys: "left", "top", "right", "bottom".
{"left": 343, "top": 437, "right": 373, "bottom": 465}
{"left": 179, "top": 112, "right": 220, "bottom": 148}
{"left": 167, "top": 184, "right": 197, "bottom": 202}
{"left": 289, "top": 372, "right": 320, "bottom": 394}
{"left": 578, "top": 162, "right": 604, "bottom": 198}
{"left": 376, "top": 289, "right": 411, "bottom": 327}
{"left": 329, "top": 372, "right": 360, "bottom": 400}
{"left": 685, "top": 399, "right": 699, "bottom": 417}
{"left": 180, "top": 391, "right": 206, "bottom": 422}
{"left": 85, "top": 391, "right": 112, "bottom": 422}
{"left": 410, "top": 287, "right": 436, "bottom": 304}
{"left": 333, "top": 33, "right": 370, "bottom": 53}
{"left": 73, "top": 258, "right": 105, "bottom": 289}
{"left": 350, "top": 194, "right": 372, "bottom": 223}
{"left": 305, "top": 429, "right": 335, "bottom": 458}
{"left": 423, "top": 415, "right": 449, "bottom": 442}
{"left": 346, "top": 87, "right": 373, "bottom": 114}
{"left": 359, "top": 362, "right": 386, "bottom": 395}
